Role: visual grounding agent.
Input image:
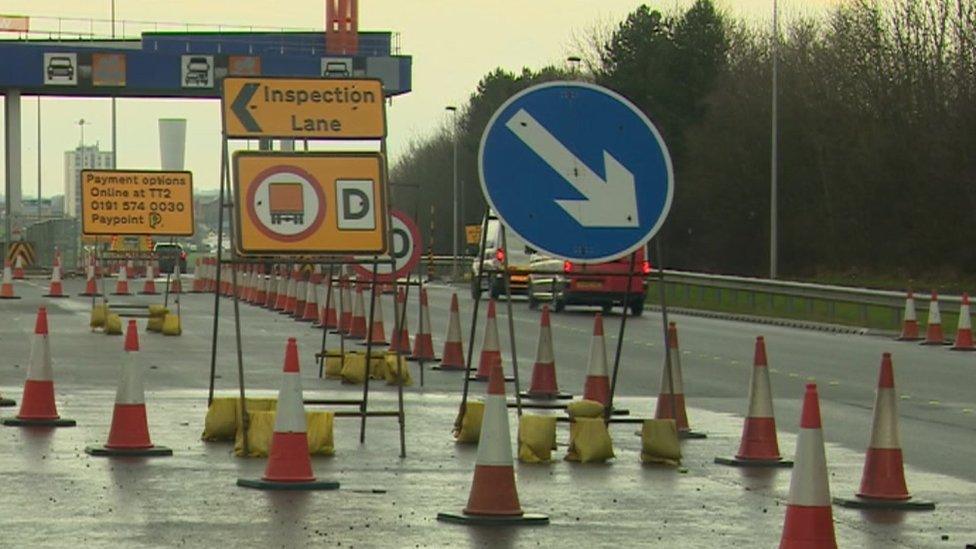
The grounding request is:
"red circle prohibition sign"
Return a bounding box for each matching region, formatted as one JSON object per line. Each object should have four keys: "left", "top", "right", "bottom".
{"left": 246, "top": 165, "right": 327, "bottom": 243}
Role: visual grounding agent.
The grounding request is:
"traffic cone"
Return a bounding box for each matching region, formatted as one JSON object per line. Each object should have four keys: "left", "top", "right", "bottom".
{"left": 254, "top": 265, "right": 267, "bottom": 305}
{"left": 361, "top": 288, "right": 388, "bottom": 345}
{"left": 715, "top": 337, "right": 792, "bottom": 468}
{"left": 113, "top": 264, "right": 131, "bottom": 295}
{"left": 654, "top": 322, "right": 705, "bottom": 438}
{"left": 436, "top": 293, "right": 465, "bottom": 370}
{"left": 171, "top": 263, "right": 183, "bottom": 294}
{"left": 896, "top": 291, "right": 923, "bottom": 341}
{"left": 951, "top": 293, "right": 975, "bottom": 351}
{"left": 291, "top": 270, "right": 308, "bottom": 318}
{"left": 141, "top": 262, "right": 158, "bottom": 294}
{"left": 300, "top": 272, "right": 319, "bottom": 322}
{"left": 276, "top": 267, "right": 294, "bottom": 312}
{"left": 286, "top": 268, "right": 303, "bottom": 316}
{"left": 389, "top": 288, "right": 411, "bottom": 353}
{"left": 2, "top": 307, "right": 76, "bottom": 427}
{"left": 237, "top": 338, "right": 339, "bottom": 491}
{"left": 524, "top": 306, "right": 570, "bottom": 399}
{"left": 436, "top": 363, "right": 549, "bottom": 526}
{"left": 833, "top": 354, "right": 935, "bottom": 510}
{"left": 317, "top": 274, "right": 338, "bottom": 330}
{"left": 472, "top": 300, "right": 502, "bottom": 381}
{"left": 86, "top": 320, "right": 172, "bottom": 457}
{"left": 12, "top": 255, "right": 25, "bottom": 279}
{"left": 336, "top": 276, "right": 353, "bottom": 335}
{"left": 1, "top": 260, "right": 21, "bottom": 300}
{"left": 409, "top": 287, "right": 439, "bottom": 362}
{"left": 779, "top": 383, "right": 837, "bottom": 549}
{"left": 42, "top": 262, "right": 69, "bottom": 298}
{"left": 80, "top": 257, "right": 101, "bottom": 297}
{"left": 190, "top": 258, "right": 204, "bottom": 293}
{"left": 582, "top": 313, "right": 610, "bottom": 405}
{"left": 265, "top": 267, "right": 280, "bottom": 309}
{"left": 920, "top": 291, "right": 947, "bottom": 345}
{"left": 348, "top": 283, "right": 368, "bottom": 339}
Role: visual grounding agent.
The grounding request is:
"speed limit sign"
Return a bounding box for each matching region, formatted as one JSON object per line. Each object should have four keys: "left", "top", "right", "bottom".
{"left": 352, "top": 210, "right": 422, "bottom": 281}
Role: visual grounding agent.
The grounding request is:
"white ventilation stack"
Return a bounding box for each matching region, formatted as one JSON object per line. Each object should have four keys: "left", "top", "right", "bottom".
{"left": 158, "top": 118, "right": 187, "bottom": 170}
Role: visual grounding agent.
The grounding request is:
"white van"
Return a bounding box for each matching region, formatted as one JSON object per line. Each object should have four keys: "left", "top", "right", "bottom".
{"left": 469, "top": 214, "right": 536, "bottom": 299}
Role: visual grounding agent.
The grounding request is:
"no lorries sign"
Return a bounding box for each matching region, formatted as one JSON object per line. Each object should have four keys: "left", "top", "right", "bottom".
{"left": 80, "top": 170, "right": 194, "bottom": 236}
{"left": 233, "top": 152, "right": 387, "bottom": 255}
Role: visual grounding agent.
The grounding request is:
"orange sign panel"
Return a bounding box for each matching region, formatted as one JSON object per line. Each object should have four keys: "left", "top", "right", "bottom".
{"left": 222, "top": 77, "right": 386, "bottom": 139}
{"left": 81, "top": 170, "right": 194, "bottom": 236}
{"left": 233, "top": 152, "right": 387, "bottom": 255}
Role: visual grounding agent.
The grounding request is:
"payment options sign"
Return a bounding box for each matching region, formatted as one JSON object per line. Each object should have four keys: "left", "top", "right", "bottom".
{"left": 80, "top": 170, "right": 194, "bottom": 236}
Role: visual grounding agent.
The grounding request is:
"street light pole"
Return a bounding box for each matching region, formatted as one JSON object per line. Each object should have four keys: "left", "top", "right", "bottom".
{"left": 445, "top": 105, "right": 459, "bottom": 281}
{"left": 37, "top": 98, "right": 42, "bottom": 221}
{"left": 770, "top": 0, "right": 779, "bottom": 279}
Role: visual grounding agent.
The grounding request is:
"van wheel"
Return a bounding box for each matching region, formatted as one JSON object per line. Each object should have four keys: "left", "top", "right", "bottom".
{"left": 554, "top": 299, "right": 566, "bottom": 313}
{"left": 630, "top": 300, "right": 645, "bottom": 317}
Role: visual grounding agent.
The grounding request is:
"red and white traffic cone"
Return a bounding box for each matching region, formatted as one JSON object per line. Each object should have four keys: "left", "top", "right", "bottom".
{"left": 299, "top": 272, "right": 319, "bottom": 322}
{"left": 655, "top": 322, "right": 704, "bottom": 438}
{"left": 12, "top": 255, "right": 25, "bottom": 279}
{"left": 0, "top": 260, "right": 19, "bottom": 300}
{"left": 437, "top": 363, "right": 549, "bottom": 526}
{"left": 86, "top": 320, "right": 172, "bottom": 457}
{"left": 273, "top": 268, "right": 290, "bottom": 310}
{"left": 361, "top": 288, "right": 388, "bottom": 345}
{"left": 389, "top": 288, "right": 411, "bottom": 353}
{"left": 42, "top": 261, "right": 69, "bottom": 298}
{"left": 190, "top": 258, "right": 204, "bottom": 293}
{"left": 237, "top": 338, "right": 339, "bottom": 491}
{"left": 254, "top": 265, "right": 268, "bottom": 305}
{"left": 779, "top": 383, "right": 837, "bottom": 549}
{"left": 265, "top": 267, "right": 280, "bottom": 309}
{"left": 409, "top": 287, "right": 439, "bottom": 362}
{"left": 113, "top": 264, "right": 131, "bottom": 295}
{"left": 336, "top": 276, "right": 352, "bottom": 335}
{"left": 524, "top": 306, "right": 569, "bottom": 399}
{"left": 289, "top": 269, "right": 305, "bottom": 317}
{"left": 2, "top": 307, "right": 75, "bottom": 427}
{"left": 80, "top": 257, "right": 100, "bottom": 297}
{"left": 281, "top": 267, "right": 298, "bottom": 313}
{"left": 317, "top": 274, "right": 338, "bottom": 330}
{"left": 435, "top": 293, "right": 465, "bottom": 370}
{"left": 920, "top": 291, "right": 947, "bottom": 345}
{"left": 951, "top": 293, "right": 975, "bottom": 351}
{"left": 171, "top": 263, "right": 183, "bottom": 294}
{"left": 348, "top": 283, "right": 368, "bottom": 339}
{"left": 582, "top": 313, "right": 610, "bottom": 405}
{"left": 896, "top": 291, "right": 923, "bottom": 341}
{"left": 715, "top": 336, "right": 791, "bottom": 467}
{"left": 140, "top": 262, "right": 158, "bottom": 295}
{"left": 834, "top": 353, "right": 935, "bottom": 510}
{"left": 472, "top": 300, "right": 502, "bottom": 381}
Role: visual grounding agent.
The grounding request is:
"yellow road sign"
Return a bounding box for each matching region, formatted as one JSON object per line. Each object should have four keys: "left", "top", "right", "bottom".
{"left": 465, "top": 224, "right": 482, "bottom": 245}
{"left": 6, "top": 242, "right": 35, "bottom": 266}
{"left": 81, "top": 170, "right": 194, "bottom": 236}
{"left": 222, "top": 77, "right": 386, "bottom": 139}
{"left": 233, "top": 151, "right": 388, "bottom": 255}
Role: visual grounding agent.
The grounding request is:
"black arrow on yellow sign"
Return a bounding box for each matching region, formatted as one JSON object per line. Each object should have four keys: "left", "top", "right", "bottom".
{"left": 231, "top": 83, "right": 261, "bottom": 132}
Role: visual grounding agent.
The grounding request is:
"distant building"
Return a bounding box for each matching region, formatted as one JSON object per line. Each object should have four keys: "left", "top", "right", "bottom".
{"left": 21, "top": 197, "right": 64, "bottom": 219}
{"left": 64, "top": 144, "right": 114, "bottom": 218}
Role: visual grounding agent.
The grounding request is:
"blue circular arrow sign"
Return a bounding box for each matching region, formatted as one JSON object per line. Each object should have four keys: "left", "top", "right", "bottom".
{"left": 479, "top": 81, "right": 673, "bottom": 263}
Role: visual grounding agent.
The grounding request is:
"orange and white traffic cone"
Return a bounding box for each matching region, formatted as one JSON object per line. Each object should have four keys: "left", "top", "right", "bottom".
{"left": 190, "top": 258, "right": 204, "bottom": 293}
{"left": 833, "top": 353, "right": 935, "bottom": 510}
{"left": 2, "top": 307, "right": 75, "bottom": 427}
{"left": 409, "top": 287, "right": 439, "bottom": 362}
{"left": 361, "top": 288, "right": 388, "bottom": 345}
{"left": 237, "top": 338, "right": 339, "bottom": 491}
{"left": 171, "top": 263, "right": 183, "bottom": 294}
{"left": 113, "top": 264, "right": 131, "bottom": 295}
{"left": 896, "top": 291, "right": 923, "bottom": 341}
{"left": 715, "top": 336, "right": 792, "bottom": 468}
{"left": 435, "top": 293, "right": 465, "bottom": 371}
{"left": 12, "top": 255, "right": 25, "bottom": 279}
{"left": 254, "top": 265, "right": 267, "bottom": 305}
{"left": 317, "top": 274, "right": 339, "bottom": 330}
{"left": 582, "top": 313, "right": 610, "bottom": 405}
{"left": 42, "top": 261, "right": 69, "bottom": 298}
{"left": 524, "top": 306, "right": 570, "bottom": 399}
{"left": 278, "top": 267, "right": 296, "bottom": 312}
{"left": 80, "top": 257, "right": 101, "bottom": 297}
{"left": 265, "top": 267, "right": 280, "bottom": 309}
{"left": 654, "top": 322, "right": 705, "bottom": 438}
{"left": 348, "top": 283, "right": 368, "bottom": 339}
{"left": 140, "top": 262, "right": 158, "bottom": 295}
{"left": 437, "top": 363, "right": 549, "bottom": 526}
{"left": 951, "top": 293, "right": 975, "bottom": 351}
{"left": 335, "top": 276, "right": 352, "bottom": 335}
{"left": 389, "top": 288, "right": 411, "bottom": 353}
{"left": 85, "top": 320, "right": 172, "bottom": 457}
{"left": 1, "top": 260, "right": 21, "bottom": 300}
{"left": 299, "top": 272, "right": 319, "bottom": 322}
{"left": 291, "top": 270, "right": 308, "bottom": 318}
{"left": 920, "top": 291, "right": 947, "bottom": 345}
{"left": 779, "top": 383, "right": 837, "bottom": 549}
{"left": 472, "top": 300, "right": 502, "bottom": 381}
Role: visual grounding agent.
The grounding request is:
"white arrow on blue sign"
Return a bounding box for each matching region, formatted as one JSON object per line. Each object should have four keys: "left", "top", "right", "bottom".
{"left": 478, "top": 81, "right": 674, "bottom": 263}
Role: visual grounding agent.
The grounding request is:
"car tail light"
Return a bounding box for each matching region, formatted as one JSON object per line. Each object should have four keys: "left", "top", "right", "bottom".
{"left": 563, "top": 261, "right": 573, "bottom": 273}
{"left": 641, "top": 260, "right": 652, "bottom": 275}
{"left": 495, "top": 248, "right": 506, "bottom": 263}
{"left": 180, "top": 251, "right": 187, "bottom": 260}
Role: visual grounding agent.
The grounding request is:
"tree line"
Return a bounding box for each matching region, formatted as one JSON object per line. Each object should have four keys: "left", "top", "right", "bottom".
{"left": 391, "top": 0, "right": 976, "bottom": 284}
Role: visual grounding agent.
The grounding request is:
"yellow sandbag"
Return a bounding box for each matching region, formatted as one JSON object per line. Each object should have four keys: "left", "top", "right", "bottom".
{"left": 640, "top": 419, "right": 682, "bottom": 466}
{"left": 105, "top": 313, "right": 123, "bottom": 335}
{"left": 384, "top": 352, "right": 413, "bottom": 386}
{"left": 146, "top": 306, "right": 168, "bottom": 332}
{"left": 90, "top": 304, "right": 108, "bottom": 329}
{"left": 341, "top": 352, "right": 367, "bottom": 384}
{"left": 322, "top": 350, "right": 343, "bottom": 379}
{"left": 368, "top": 351, "right": 388, "bottom": 380}
{"left": 148, "top": 305, "right": 168, "bottom": 317}
{"left": 453, "top": 401, "right": 484, "bottom": 444}
{"left": 518, "top": 415, "right": 557, "bottom": 463}
{"left": 161, "top": 313, "right": 182, "bottom": 335}
{"left": 566, "top": 399, "right": 605, "bottom": 419}
{"left": 201, "top": 396, "right": 278, "bottom": 442}
{"left": 234, "top": 410, "right": 336, "bottom": 457}
{"left": 565, "top": 417, "right": 615, "bottom": 463}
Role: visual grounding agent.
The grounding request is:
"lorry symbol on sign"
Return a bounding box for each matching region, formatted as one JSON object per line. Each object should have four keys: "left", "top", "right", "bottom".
{"left": 267, "top": 183, "right": 305, "bottom": 225}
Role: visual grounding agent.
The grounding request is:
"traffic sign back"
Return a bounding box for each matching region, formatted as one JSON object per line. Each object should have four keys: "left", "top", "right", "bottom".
{"left": 479, "top": 82, "right": 673, "bottom": 263}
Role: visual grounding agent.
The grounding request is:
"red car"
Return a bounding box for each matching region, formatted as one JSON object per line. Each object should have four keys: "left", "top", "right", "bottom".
{"left": 527, "top": 248, "right": 651, "bottom": 316}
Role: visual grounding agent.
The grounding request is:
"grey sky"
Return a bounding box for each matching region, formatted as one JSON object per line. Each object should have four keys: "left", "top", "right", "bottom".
{"left": 0, "top": 0, "right": 837, "bottom": 197}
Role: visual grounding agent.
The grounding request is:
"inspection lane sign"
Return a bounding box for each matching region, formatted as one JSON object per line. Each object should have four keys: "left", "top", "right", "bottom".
{"left": 479, "top": 81, "right": 674, "bottom": 263}
{"left": 233, "top": 151, "right": 388, "bottom": 255}
{"left": 222, "top": 77, "right": 386, "bottom": 139}
{"left": 80, "top": 169, "right": 194, "bottom": 236}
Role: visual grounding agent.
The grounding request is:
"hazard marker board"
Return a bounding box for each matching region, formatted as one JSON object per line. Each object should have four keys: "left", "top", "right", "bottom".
{"left": 222, "top": 77, "right": 386, "bottom": 139}
{"left": 352, "top": 209, "right": 422, "bottom": 282}
{"left": 80, "top": 170, "right": 194, "bottom": 236}
{"left": 233, "top": 151, "right": 387, "bottom": 255}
